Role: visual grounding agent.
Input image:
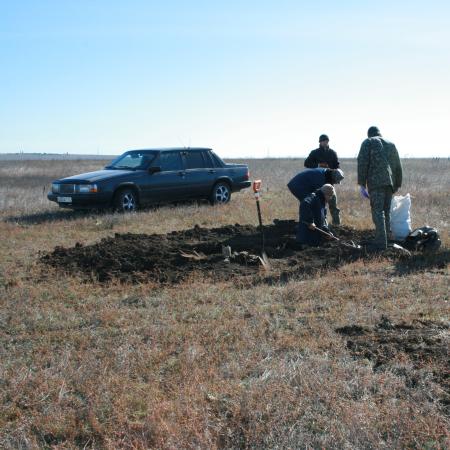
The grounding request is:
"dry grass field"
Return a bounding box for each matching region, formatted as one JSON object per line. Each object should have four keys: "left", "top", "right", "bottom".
{"left": 0, "top": 157, "right": 449, "bottom": 449}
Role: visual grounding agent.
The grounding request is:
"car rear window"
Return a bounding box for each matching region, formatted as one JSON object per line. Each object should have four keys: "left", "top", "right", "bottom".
{"left": 159, "top": 151, "right": 183, "bottom": 171}
{"left": 184, "top": 151, "right": 206, "bottom": 169}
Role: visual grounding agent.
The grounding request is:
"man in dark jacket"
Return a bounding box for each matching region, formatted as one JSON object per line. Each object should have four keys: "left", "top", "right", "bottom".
{"left": 297, "top": 184, "right": 335, "bottom": 246}
{"left": 357, "top": 126, "right": 403, "bottom": 249}
{"left": 304, "top": 134, "right": 340, "bottom": 170}
{"left": 288, "top": 167, "right": 344, "bottom": 225}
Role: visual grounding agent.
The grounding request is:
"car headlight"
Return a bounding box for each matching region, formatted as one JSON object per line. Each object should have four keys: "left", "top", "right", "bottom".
{"left": 52, "top": 183, "right": 60, "bottom": 193}
{"left": 78, "top": 184, "right": 98, "bottom": 193}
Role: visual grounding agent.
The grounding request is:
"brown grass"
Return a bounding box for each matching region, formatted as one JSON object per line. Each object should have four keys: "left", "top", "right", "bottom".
{"left": 0, "top": 158, "right": 449, "bottom": 449}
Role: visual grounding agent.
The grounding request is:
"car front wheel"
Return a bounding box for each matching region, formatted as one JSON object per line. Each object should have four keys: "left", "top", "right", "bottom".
{"left": 114, "top": 189, "right": 138, "bottom": 212}
{"left": 210, "top": 182, "right": 231, "bottom": 204}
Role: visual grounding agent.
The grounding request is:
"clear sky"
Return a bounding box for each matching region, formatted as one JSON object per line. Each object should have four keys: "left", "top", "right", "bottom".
{"left": 1, "top": 0, "right": 449, "bottom": 157}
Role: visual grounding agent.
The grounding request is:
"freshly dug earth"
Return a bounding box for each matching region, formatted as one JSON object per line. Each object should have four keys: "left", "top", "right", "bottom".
{"left": 40, "top": 221, "right": 366, "bottom": 283}
{"left": 337, "top": 317, "right": 450, "bottom": 414}
{"left": 40, "top": 220, "right": 439, "bottom": 284}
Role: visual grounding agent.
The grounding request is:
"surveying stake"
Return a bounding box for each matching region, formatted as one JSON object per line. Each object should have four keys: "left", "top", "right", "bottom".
{"left": 252, "top": 180, "right": 270, "bottom": 268}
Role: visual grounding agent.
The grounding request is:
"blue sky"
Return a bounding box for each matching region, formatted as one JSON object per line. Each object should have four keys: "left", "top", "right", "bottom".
{"left": 1, "top": 1, "right": 449, "bottom": 157}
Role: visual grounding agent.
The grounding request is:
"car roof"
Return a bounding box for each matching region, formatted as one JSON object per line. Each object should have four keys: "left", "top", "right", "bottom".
{"left": 126, "top": 147, "right": 212, "bottom": 153}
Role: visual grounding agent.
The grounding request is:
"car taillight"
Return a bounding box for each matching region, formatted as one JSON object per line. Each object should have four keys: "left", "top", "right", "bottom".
{"left": 245, "top": 169, "right": 250, "bottom": 180}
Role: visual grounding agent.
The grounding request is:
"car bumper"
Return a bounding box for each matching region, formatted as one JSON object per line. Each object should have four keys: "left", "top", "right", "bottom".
{"left": 47, "top": 192, "right": 111, "bottom": 208}
{"left": 233, "top": 181, "right": 252, "bottom": 191}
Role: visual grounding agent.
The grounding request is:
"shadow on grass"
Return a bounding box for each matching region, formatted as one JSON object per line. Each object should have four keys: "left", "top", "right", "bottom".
{"left": 4, "top": 209, "right": 103, "bottom": 225}
{"left": 3, "top": 200, "right": 212, "bottom": 225}
{"left": 394, "top": 248, "right": 450, "bottom": 275}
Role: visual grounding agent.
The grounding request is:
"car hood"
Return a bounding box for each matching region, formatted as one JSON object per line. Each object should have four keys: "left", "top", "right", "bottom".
{"left": 56, "top": 169, "right": 135, "bottom": 183}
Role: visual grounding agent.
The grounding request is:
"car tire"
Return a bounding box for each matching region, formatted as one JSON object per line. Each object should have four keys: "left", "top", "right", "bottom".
{"left": 114, "top": 188, "right": 138, "bottom": 212}
{"left": 210, "top": 182, "right": 231, "bottom": 205}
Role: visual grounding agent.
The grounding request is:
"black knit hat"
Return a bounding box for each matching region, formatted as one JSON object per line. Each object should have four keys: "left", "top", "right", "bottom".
{"left": 367, "top": 126, "right": 381, "bottom": 137}
{"left": 319, "top": 134, "right": 329, "bottom": 142}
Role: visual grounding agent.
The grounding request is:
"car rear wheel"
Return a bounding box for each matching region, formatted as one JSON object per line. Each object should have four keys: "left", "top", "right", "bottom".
{"left": 114, "top": 189, "right": 138, "bottom": 212}
{"left": 210, "top": 182, "right": 231, "bottom": 205}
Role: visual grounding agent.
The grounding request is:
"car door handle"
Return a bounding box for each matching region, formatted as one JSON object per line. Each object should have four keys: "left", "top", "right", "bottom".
{"left": 178, "top": 171, "right": 185, "bottom": 177}
{"left": 208, "top": 169, "right": 216, "bottom": 174}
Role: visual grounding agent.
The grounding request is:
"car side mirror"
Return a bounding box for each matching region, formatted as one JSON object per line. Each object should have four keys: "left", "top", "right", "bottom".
{"left": 148, "top": 166, "right": 161, "bottom": 174}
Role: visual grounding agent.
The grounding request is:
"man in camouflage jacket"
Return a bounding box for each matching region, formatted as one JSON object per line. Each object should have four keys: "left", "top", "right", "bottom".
{"left": 357, "top": 126, "right": 403, "bottom": 249}
{"left": 304, "top": 134, "right": 341, "bottom": 224}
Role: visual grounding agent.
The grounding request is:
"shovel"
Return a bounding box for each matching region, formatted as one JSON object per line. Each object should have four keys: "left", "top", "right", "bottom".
{"left": 306, "top": 223, "right": 362, "bottom": 250}
{"left": 253, "top": 180, "right": 270, "bottom": 269}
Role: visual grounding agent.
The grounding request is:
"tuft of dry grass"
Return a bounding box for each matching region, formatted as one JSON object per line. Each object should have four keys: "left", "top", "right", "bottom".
{"left": 0, "top": 157, "right": 449, "bottom": 449}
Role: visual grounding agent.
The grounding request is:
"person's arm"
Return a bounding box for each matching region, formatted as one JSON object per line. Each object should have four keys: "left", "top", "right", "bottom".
{"left": 304, "top": 150, "right": 318, "bottom": 168}
{"left": 330, "top": 150, "right": 340, "bottom": 169}
{"left": 357, "top": 140, "right": 370, "bottom": 188}
{"left": 300, "top": 196, "right": 314, "bottom": 225}
{"left": 319, "top": 202, "right": 331, "bottom": 233}
{"left": 391, "top": 144, "right": 403, "bottom": 192}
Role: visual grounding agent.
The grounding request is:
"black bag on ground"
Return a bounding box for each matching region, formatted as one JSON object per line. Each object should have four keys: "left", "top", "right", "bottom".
{"left": 403, "top": 227, "right": 441, "bottom": 252}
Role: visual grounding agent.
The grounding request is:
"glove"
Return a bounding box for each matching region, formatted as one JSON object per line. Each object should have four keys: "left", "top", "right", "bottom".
{"left": 359, "top": 186, "right": 370, "bottom": 199}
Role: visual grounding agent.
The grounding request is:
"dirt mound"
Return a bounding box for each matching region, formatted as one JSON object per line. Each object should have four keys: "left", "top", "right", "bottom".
{"left": 337, "top": 317, "right": 450, "bottom": 413}
{"left": 41, "top": 220, "right": 438, "bottom": 284}
{"left": 41, "top": 221, "right": 366, "bottom": 283}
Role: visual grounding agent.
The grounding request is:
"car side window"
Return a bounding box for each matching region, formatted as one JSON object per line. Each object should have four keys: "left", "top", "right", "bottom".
{"left": 184, "top": 151, "right": 206, "bottom": 169}
{"left": 202, "top": 151, "right": 215, "bottom": 168}
{"left": 159, "top": 152, "right": 183, "bottom": 172}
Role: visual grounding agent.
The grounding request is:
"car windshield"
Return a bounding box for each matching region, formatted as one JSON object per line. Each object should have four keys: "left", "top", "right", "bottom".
{"left": 106, "top": 151, "right": 158, "bottom": 170}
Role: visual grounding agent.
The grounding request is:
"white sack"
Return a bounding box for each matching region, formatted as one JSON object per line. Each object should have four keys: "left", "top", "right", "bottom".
{"left": 390, "top": 194, "right": 412, "bottom": 240}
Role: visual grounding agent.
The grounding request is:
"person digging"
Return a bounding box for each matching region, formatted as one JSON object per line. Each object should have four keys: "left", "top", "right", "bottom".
{"left": 297, "top": 184, "right": 336, "bottom": 246}
{"left": 287, "top": 167, "right": 344, "bottom": 225}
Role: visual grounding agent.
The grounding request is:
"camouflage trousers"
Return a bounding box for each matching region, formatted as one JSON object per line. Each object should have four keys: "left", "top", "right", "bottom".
{"left": 328, "top": 194, "right": 341, "bottom": 225}
{"left": 369, "top": 187, "right": 393, "bottom": 249}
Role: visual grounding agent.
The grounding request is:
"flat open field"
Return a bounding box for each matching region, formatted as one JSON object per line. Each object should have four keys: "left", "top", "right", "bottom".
{"left": 1, "top": 158, "right": 449, "bottom": 449}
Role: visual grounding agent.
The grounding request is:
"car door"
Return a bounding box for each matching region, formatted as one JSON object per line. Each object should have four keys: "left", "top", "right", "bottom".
{"left": 182, "top": 150, "right": 217, "bottom": 198}
{"left": 141, "top": 150, "right": 188, "bottom": 203}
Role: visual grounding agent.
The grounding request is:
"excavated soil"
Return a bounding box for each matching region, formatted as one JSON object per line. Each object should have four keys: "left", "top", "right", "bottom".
{"left": 337, "top": 317, "right": 450, "bottom": 413}
{"left": 40, "top": 220, "right": 423, "bottom": 284}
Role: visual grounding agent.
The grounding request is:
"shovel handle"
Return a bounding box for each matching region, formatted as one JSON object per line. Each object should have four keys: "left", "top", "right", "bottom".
{"left": 301, "top": 222, "right": 361, "bottom": 249}
{"left": 302, "top": 222, "right": 338, "bottom": 241}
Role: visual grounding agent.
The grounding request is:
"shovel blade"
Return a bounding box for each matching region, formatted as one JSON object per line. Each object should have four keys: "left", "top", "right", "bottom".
{"left": 340, "top": 241, "right": 362, "bottom": 250}
{"left": 259, "top": 252, "right": 271, "bottom": 271}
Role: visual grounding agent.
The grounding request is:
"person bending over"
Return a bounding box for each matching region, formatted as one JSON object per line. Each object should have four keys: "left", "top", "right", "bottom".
{"left": 288, "top": 167, "right": 344, "bottom": 225}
